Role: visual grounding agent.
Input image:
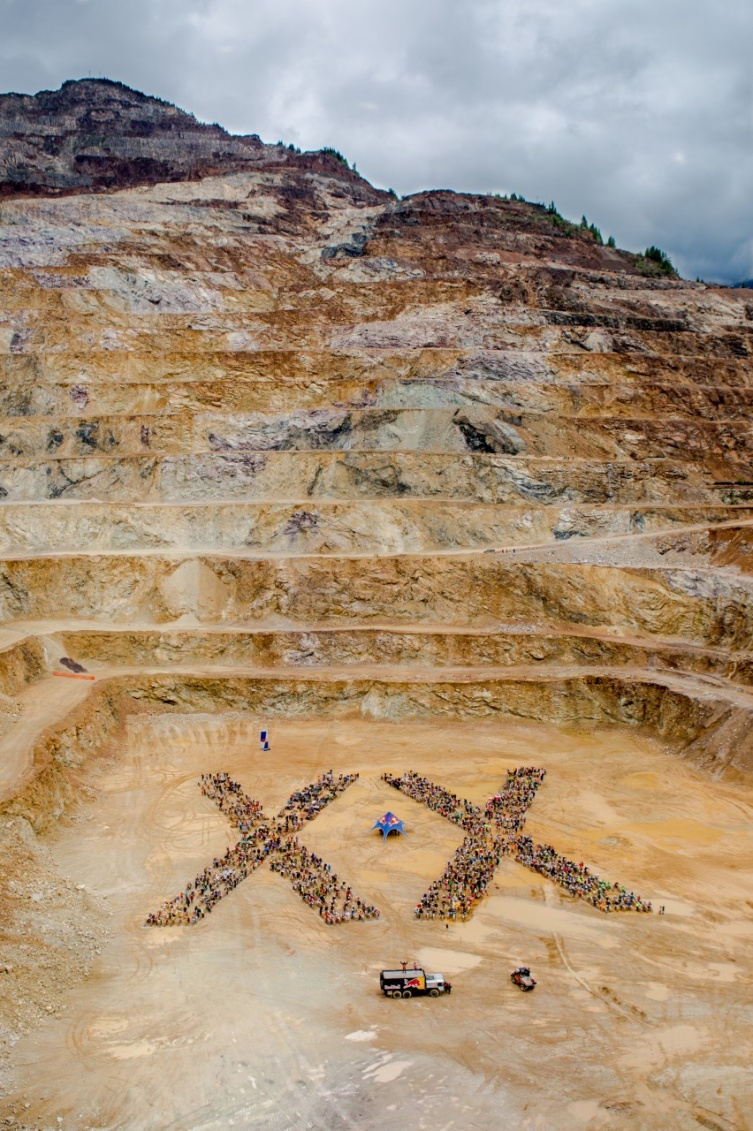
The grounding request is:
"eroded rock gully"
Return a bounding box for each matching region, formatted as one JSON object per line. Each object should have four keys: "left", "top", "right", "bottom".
{"left": 0, "top": 80, "right": 752, "bottom": 1129}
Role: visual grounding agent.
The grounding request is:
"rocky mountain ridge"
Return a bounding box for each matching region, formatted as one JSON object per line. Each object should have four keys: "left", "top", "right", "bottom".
{"left": 0, "top": 79, "right": 688, "bottom": 283}
{"left": 0, "top": 77, "right": 368, "bottom": 197}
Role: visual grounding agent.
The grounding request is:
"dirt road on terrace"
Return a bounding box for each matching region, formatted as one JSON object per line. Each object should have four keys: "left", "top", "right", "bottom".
{"left": 2, "top": 716, "right": 752, "bottom": 1131}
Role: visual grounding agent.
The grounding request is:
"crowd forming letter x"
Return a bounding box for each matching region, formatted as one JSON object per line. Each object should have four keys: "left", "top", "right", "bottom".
{"left": 383, "top": 767, "right": 651, "bottom": 919}
{"left": 146, "top": 771, "right": 380, "bottom": 927}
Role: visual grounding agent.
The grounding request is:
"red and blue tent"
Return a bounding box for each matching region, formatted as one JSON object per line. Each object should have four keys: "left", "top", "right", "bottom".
{"left": 372, "top": 811, "right": 407, "bottom": 839}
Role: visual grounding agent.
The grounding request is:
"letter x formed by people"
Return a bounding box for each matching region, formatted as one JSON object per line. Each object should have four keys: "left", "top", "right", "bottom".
{"left": 146, "top": 771, "right": 380, "bottom": 927}
{"left": 383, "top": 768, "right": 651, "bottom": 919}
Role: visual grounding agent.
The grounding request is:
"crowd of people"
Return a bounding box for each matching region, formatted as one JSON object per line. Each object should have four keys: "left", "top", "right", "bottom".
{"left": 514, "top": 836, "right": 652, "bottom": 913}
{"left": 145, "top": 770, "right": 367, "bottom": 927}
{"left": 387, "top": 765, "right": 652, "bottom": 920}
{"left": 270, "top": 840, "right": 380, "bottom": 923}
{"left": 146, "top": 764, "right": 652, "bottom": 927}
{"left": 199, "top": 772, "right": 264, "bottom": 833}
{"left": 144, "top": 822, "right": 281, "bottom": 926}
{"left": 415, "top": 835, "right": 504, "bottom": 920}
{"left": 383, "top": 766, "right": 547, "bottom": 920}
{"left": 485, "top": 767, "right": 546, "bottom": 837}
{"left": 277, "top": 771, "right": 360, "bottom": 831}
{"left": 382, "top": 771, "right": 484, "bottom": 834}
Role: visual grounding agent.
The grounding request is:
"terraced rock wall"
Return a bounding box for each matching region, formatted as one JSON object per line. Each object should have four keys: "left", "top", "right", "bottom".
{"left": 0, "top": 78, "right": 752, "bottom": 817}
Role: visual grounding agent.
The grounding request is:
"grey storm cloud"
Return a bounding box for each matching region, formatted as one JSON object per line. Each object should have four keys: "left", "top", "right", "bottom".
{"left": 0, "top": 0, "right": 751, "bottom": 282}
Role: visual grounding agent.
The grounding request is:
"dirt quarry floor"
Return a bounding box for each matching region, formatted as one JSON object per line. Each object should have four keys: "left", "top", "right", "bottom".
{"left": 2, "top": 715, "right": 752, "bottom": 1131}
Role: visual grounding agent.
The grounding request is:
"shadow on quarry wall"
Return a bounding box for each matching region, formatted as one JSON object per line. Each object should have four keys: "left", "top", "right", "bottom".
{"left": 2, "top": 672, "right": 752, "bottom": 834}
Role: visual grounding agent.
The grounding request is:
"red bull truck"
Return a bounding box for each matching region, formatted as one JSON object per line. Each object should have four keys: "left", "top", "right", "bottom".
{"left": 380, "top": 968, "right": 451, "bottom": 998}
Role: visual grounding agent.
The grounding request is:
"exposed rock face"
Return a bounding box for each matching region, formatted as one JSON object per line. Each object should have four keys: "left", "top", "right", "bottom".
{"left": 0, "top": 78, "right": 367, "bottom": 197}
{"left": 0, "top": 76, "right": 751, "bottom": 801}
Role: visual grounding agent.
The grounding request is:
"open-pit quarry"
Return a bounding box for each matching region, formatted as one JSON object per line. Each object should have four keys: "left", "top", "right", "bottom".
{"left": 0, "top": 80, "right": 752, "bottom": 1131}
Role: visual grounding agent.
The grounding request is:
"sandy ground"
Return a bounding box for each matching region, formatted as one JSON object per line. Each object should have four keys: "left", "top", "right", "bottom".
{"left": 2, "top": 715, "right": 752, "bottom": 1131}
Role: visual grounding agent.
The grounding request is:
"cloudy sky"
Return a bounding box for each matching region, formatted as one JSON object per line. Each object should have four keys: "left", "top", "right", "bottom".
{"left": 1, "top": 0, "right": 751, "bottom": 282}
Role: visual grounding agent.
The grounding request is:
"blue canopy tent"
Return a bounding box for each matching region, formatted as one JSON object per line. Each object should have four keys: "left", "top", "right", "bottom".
{"left": 372, "top": 811, "right": 408, "bottom": 840}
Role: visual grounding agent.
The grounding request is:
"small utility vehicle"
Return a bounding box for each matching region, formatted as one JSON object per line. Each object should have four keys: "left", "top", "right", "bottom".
{"left": 511, "top": 966, "right": 536, "bottom": 991}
